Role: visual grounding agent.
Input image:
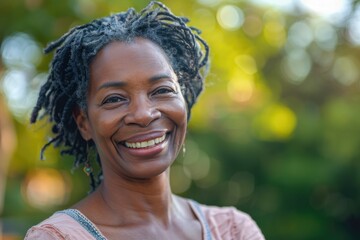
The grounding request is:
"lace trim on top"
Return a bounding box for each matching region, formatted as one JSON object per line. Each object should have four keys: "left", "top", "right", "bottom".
{"left": 58, "top": 209, "right": 106, "bottom": 240}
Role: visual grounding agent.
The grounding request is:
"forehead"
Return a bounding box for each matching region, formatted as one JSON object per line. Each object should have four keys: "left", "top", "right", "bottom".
{"left": 90, "top": 38, "right": 173, "bottom": 76}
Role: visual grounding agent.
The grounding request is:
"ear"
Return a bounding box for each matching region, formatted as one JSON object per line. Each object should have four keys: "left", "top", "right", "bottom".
{"left": 72, "top": 106, "right": 92, "bottom": 141}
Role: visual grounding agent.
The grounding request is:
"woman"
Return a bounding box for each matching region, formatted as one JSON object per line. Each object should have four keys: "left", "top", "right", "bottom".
{"left": 25, "top": 2, "right": 265, "bottom": 239}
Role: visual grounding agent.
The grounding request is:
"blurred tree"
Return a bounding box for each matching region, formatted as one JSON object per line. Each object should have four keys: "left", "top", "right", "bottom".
{"left": 0, "top": 94, "right": 17, "bottom": 237}
{"left": 1, "top": 0, "right": 360, "bottom": 239}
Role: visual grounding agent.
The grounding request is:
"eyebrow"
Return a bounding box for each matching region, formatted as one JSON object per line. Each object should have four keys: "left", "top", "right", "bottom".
{"left": 149, "top": 73, "right": 175, "bottom": 82}
{"left": 97, "top": 73, "right": 175, "bottom": 91}
{"left": 97, "top": 81, "right": 126, "bottom": 91}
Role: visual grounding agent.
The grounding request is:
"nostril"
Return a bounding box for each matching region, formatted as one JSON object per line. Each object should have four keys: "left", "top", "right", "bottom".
{"left": 124, "top": 106, "right": 161, "bottom": 127}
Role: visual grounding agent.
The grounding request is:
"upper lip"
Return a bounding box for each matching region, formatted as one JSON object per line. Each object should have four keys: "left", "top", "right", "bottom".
{"left": 118, "top": 130, "right": 168, "bottom": 144}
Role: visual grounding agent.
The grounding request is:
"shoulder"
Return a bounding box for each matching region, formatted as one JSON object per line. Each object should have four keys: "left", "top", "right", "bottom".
{"left": 24, "top": 211, "right": 95, "bottom": 240}
{"left": 198, "top": 202, "right": 265, "bottom": 240}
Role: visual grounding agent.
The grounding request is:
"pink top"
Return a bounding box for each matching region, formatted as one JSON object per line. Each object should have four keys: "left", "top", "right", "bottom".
{"left": 25, "top": 200, "right": 265, "bottom": 240}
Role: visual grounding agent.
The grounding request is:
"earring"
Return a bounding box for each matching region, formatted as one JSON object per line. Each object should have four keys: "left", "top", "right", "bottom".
{"left": 83, "top": 142, "right": 93, "bottom": 176}
{"left": 182, "top": 144, "right": 186, "bottom": 158}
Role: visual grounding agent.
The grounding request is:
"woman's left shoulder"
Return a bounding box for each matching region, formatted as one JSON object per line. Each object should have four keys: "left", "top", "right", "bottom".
{"left": 198, "top": 203, "right": 253, "bottom": 222}
{"left": 197, "top": 202, "right": 265, "bottom": 240}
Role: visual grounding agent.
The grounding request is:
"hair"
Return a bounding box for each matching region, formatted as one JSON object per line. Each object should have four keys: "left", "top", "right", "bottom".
{"left": 30, "top": 1, "right": 209, "bottom": 191}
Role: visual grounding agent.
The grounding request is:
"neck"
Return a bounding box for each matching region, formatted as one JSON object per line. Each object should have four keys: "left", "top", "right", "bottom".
{"left": 96, "top": 171, "right": 178, "bottom": 226}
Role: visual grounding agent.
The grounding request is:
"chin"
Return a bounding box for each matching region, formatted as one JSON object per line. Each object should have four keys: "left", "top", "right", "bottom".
{"left": 118, "top": 156, "right": 174, "bottom": 181}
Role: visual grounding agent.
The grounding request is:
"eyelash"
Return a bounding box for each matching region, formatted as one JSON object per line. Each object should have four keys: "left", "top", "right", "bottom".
{"left": 101, "top": 87, "right": 177, "bottom": 105}
{"left": 153, "top": 87, "right": 177, "bottom": 95}
{"left": 102, "top": 95, "right": 126, "bottom": 105}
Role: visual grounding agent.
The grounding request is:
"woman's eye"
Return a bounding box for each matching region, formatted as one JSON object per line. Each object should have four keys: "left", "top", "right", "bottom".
{"left": 102, "top": 95, "right": 126, "bottom": 104}
{"left": 153, "top": 87, "right": 176, "bottom": 95}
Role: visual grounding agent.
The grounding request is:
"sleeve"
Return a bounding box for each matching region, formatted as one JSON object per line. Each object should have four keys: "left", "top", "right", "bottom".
{"left": 229, "top": 207, "right": 265, "bottom": 240}
{"left": 202, "top": 205, "right": 265, "bottom": 240}
{"left": 24, "top": 225, "right": 67, "bottom": 240}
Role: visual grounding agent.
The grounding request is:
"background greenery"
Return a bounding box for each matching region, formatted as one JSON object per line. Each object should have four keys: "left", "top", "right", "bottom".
{"left": 1, "top": 0, "right": 360, "bottom": 239}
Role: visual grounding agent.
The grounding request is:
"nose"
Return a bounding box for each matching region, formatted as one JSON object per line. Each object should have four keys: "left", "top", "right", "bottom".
{"left": 124, "top": 96, "right": 161, "bottom": 127}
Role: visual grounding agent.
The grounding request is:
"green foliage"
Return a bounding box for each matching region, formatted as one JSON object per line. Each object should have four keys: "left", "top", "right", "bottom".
{"left": 1, "top": 0, "right": 360, "bottom": 239}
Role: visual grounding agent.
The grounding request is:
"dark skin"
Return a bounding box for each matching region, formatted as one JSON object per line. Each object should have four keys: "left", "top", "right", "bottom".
{"left": 73, "top": 38, "right": 202, "bottom": 239}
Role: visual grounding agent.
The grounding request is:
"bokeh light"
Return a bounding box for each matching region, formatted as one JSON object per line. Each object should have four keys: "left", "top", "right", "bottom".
{"left": 282, "top": 49, "right": 312, "bottom": 84}
{"left": 227, "top": 75, "right": 254, "bottom": 103}
{"left": 332, "top": 56, "right": 359, "bottom": 86}
{"left": 347, "top": 5, "right": 360, "bottom": 45}
{"left": 197, "top": 0, "right": 221, "bottom": 7}
{"left": 170, "top": 165, "right": 192, "bottom": 194}
{"left": 183, "top": 145, "right": 210, "bottom": 180}
{"left": 299, "top": 0, "right": 351, "bottom": 24}
{"left": 2, "top": 0, "right": 360, "bottom": 238}
{"left": 21, "top": 169, "right": 70, "bottom": 209}
{"left": 243, "top": 14, "right": 263, "bottom": 37}
{"left": 235, "top": 55, "right": 258, "bottom": 75}
{"left": 263, "top": 12, "right": 286, "bottom": 47}
{"left": 1, "top": 33, "right": 42, "bottom": 69}
{"left": 0, "top": 33, "right": 43, "bottom": 119}
{"left": 253, "top": 104, "right": 297, "bottom": 140}
{"left": 313, "top": 21, "right": 337, "bottom": 51}
{"left": 216, "top": 5, "right": 244, "bottom": 31}
{"left": 288, "top": 21, "right": 313, "bottom": 48}
{"left": 250, "top": 0, "right": 295, "bottom": 12}
{"left": 225, "top": 171, "right": 255, "bottom": 205}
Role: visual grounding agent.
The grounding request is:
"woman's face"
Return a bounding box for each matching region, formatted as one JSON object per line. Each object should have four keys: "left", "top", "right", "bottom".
{"left": 75, "top": 38, "right": 187, "bottom": 180}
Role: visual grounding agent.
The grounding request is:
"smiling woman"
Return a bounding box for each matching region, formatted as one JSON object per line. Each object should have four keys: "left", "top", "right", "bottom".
{"left": 76, "top": 39, "right": 188, "bottom": 180}
{"left": 24, "top": 1, "right": 264, "bottom": 239}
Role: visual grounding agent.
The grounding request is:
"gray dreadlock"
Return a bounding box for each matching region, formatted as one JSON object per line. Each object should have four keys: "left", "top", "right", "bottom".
{"left": 30, "top": 1, "right": 210, "bottom": 191}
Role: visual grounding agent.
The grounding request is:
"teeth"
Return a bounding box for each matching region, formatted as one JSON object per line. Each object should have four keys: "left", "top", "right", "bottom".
{"left": 124, "top": 135, "right": 166, "bottom": 149}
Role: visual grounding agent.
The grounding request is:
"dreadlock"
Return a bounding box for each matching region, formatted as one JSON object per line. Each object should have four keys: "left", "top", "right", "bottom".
{"left": 30, "top": 1, "right": 210, "bottom": 192}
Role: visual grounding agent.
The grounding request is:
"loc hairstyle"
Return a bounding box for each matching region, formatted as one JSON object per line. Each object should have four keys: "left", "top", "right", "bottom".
{"left": 30, "top": 1, "right": 209, "bottom": 191}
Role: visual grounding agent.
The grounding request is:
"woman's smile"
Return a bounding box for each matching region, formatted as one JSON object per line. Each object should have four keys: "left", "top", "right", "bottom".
{"left": 117, "top": 131, "right": 170, "bottom": 158}
{"left": 122, "top": 132, "right": 167, "bottom": 149}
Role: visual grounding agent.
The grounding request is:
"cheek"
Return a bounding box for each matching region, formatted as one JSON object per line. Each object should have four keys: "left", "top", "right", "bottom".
{"left": 167, "top": 97, "right": 187, "bottom": 127}
{"left": 169, "top": 99, "right": 188, "bottom": 144}
{"left": 88, "top": 109, "right": 123, "bottom": 137}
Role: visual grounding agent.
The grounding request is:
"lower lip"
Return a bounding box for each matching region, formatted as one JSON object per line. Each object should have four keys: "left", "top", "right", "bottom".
{"left": 121, "top": 137, "right": 168, "bottom": 158}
